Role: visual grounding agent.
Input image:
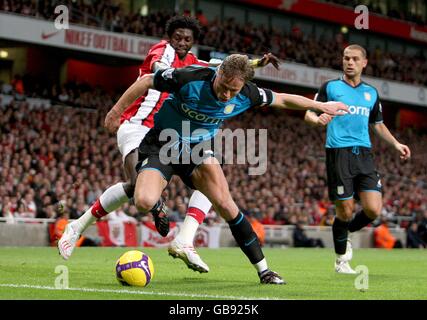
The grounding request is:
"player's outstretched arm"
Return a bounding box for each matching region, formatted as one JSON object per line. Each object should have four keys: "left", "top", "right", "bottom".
{"left": 371, "top": 123, "right": 411, "bottom": 160}
{"left": 304, "top": 110, "right": 333, "bottom": 126}
{"left": 207, "top": 53, "right": 281, "bottom": 69}
{"left": 270, "top": 93, "right": 348, "bottom": 116}
{"left": 104, "top": 74, "right": 155, "bottom": 133}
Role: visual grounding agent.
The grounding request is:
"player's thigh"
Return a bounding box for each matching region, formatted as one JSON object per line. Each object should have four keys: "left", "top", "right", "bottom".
{"left": 335, "top": 198, "right": 355, "bottom": 221}
{"left": 191, "top": 157, "right": 238, "bottom": 220}
{"left": 124, "top": 148, "right": 138, "bottom": 183}
{"left": 134, "top": 168, "right": 168, "bottom": 212}
{"left": 117, "top": 122, "right": 150, "bottom": 173}
{"left": 356, "top": 152, "right": 382, "bottom": 218}
{"left": 134, "top": 131, "right": 173, "bottom": 211}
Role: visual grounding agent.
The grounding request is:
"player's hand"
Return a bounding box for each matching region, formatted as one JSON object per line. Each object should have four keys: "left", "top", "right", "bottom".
{"left": 318, "top": 101, "right": 348, "bottom": 116}
{"left": 258, "top": 53, "right": 281, "bottom": 70}
{"left": 316, "top": 113, "right": 333, "bottom": 126}
{"left": 104, "top": 108, "right": 121, "bottom": 133}
{"left": 395, "top": 143, "right": 411, "bottom": 160}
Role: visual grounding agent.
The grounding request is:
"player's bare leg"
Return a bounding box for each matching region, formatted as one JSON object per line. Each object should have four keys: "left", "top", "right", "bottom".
{"left": 134, "top": 168, "right": 170, "bottom": 236}
{"left": 168, "top": 190, "right": 211, "bottom": 273}
{"left": 333, "top": 199, "right": 357, "bottom": 274}
{"left": 358, "top": 191, "right": 382, "bottom": 222}
{"left": 191, "top": 157, "right": 284, "bottom": 284}
{"left": 58, "top": 149, "right": 139, "bottom": 260}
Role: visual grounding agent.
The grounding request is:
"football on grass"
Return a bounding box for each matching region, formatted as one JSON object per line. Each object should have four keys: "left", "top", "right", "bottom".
{"left": 115, "top": 250, "right": 154, "bottom": 287}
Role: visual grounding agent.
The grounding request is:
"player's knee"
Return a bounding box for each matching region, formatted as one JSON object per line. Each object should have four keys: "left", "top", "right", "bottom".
{"left": 212, "top": 197, "right": 236, "bottom": 220}
{"left": 134, "top": 193, "right": 158, "bottom": 213}
{"left": 336, "top": 203, "right": 354, "bottom": 221}
{"left": 364, "top": 206, "right": 382, "bottom": 219}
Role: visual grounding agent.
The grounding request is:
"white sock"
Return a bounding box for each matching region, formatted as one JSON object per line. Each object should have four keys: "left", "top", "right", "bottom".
{"left": 174, "top": 190, "right": 212, "bottom": 245}
{"left": 72, "top": 209, "right": 97, "bottom": 234}
{"left": 175, "top": 215, "right": 200, "bottom": 244}
{"left": 99, "top": 183, "right": 129, "bottom": 212}
{"left": 336, "top": 254, "right": 345, "bottom": 261}
{"left": 73, "top": 183, "right": 129, "bottom": 233}
{"left": 253, "top": 258, "right": 268, "bottom": 274}
{"left": 189, "top": 190, "right": 212, "bottom": 213}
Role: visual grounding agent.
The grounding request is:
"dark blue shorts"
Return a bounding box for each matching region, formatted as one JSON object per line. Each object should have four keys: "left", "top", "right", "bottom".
{"left": 326, "top": 147, "right": 382, "bottom": 201}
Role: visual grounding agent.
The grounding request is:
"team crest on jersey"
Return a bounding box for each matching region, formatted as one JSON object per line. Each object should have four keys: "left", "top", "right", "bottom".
{"left": 337, "top": 186, "right": 344, "bottom": 195}
{"left": 224, "top": 104, "right": 235, "bottom": 114}
{"left": 364, "top": 92, "right": 371, "bottom": 101}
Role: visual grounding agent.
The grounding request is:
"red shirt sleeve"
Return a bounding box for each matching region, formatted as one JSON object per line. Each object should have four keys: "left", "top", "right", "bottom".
{"left": 194, "top": 56, "right": 209, "bottom": 67}
{"left": 148, "top": 43, "right": 169, "bottom": 71}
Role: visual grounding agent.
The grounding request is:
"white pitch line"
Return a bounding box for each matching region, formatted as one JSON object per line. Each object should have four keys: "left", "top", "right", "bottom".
{"left": 0, "top": 283, "right": 283, "bottom": 300}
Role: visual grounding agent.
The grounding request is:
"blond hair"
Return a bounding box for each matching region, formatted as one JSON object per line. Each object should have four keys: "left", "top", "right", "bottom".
{"left": 344, "top": 44, "right": 367, "bottom": 58}
{"left": 219, "top": 54, "right": 254, "bottom": 82}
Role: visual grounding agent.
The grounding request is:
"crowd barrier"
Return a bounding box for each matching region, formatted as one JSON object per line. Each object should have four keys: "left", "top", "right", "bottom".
{"left": 0, "top": 218, "right": 407, "bottom": 248}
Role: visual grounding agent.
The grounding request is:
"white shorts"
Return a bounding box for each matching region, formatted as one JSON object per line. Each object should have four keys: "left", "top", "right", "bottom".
{"left": 117, "top": 121, "right": 151, "bottom": 162}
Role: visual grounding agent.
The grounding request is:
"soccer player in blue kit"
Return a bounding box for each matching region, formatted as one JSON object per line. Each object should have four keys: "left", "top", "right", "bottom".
{"left": 105, "top": 54, "right": 348, "bottom": 284}
{"left": 305, "top": 45, "right": 411, "bottom": 274}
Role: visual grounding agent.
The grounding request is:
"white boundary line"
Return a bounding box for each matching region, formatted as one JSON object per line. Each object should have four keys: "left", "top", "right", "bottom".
{"left": 0, "top": 283, "right": 283, "bottom": 300}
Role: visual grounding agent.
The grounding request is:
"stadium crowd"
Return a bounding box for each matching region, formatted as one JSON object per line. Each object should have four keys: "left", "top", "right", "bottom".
{"left": 322, "top": 0, "right": 426, "bottom": 26}
{"left": 1, "top": 0, "right": 426, "bottom": 86}
{"left": 1, "top": 87, "right": 426, "bottom": 240}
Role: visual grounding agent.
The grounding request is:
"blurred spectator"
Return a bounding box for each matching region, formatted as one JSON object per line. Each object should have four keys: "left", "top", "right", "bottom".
{"left": 11, "top": 74, "right": 24, "bottom": 95}
{"left": 323, "top": 0, "right": 426, "bottom": 26}
{"left": 417, "top": 211, "right": 427, "bottom": 243}
{"left": 1, "top": 81, "right": 13, "bottom": 94}
{"left": 245, "top": 210, "right": 266, "bottom": 246}
{"left": 49, "top": 204, "right": 97, "bottom": 247}
{"left": 293, "top": 221, "right": 324, "bottom": 248}
{"left": 1, "top": 200, "right": 15, "bottom": 223}
{"left": 374, "top": 216, "right": 403, "bottom": 249}
{"left": 196, "top": 9, "right": 208, "bottom": 27}
{"left": 320, "top": 207, "right": 335, "bottom": 226}
{"left": 406, "top": 222, "right": 426, "bottom": 248}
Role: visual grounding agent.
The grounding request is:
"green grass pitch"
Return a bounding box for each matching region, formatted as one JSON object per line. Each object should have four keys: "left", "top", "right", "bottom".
{"left": 0, "top": 247, "right": 426, "bottom": 300}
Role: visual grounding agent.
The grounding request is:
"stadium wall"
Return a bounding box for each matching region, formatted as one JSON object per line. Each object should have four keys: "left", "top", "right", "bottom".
{"left": 0, "top": 223, "right": 407, "bottom": 248}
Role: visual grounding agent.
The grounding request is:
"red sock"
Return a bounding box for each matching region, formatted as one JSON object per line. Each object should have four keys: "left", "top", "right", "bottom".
{"left": 186, "top": 207, "right": 205, "bottom": 224}
{"left": 91, "top": 199, "right": 108, "bottom": 219}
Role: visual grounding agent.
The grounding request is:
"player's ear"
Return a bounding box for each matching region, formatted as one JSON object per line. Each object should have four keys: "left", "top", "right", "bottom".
{"left": 362, "top": 58, "right": 368, "bottom": 68}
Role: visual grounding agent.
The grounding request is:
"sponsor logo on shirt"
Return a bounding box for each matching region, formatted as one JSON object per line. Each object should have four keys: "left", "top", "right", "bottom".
{"left": 180, "top": 103, "right": 222, "bottom": 124}
{"left": 347, "top": 105, "right": 370, "bottom": 117}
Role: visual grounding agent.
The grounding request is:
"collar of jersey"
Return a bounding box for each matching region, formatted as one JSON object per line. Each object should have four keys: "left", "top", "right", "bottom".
{"left": 340, "top": 75, "right": 364, "bottom": 89}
